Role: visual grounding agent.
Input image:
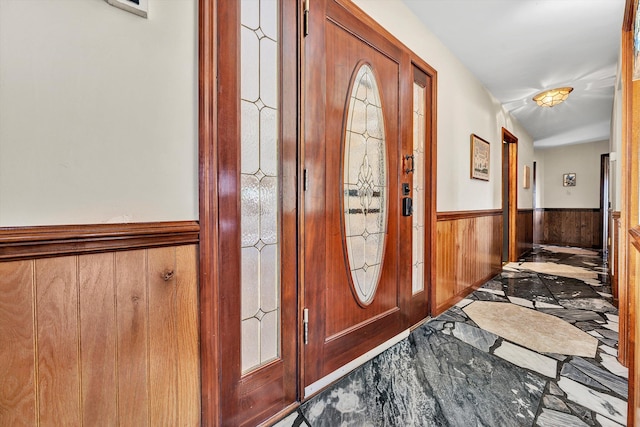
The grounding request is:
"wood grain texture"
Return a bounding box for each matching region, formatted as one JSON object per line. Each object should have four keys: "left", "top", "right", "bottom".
{"left": 611, "top": 212, "right": 621, "bottom": 305}
{"left": 517, "top": 209, "right": 534, "bottom": 259}
{"left": 0, "top": 245, "right": 199, "bottom": 425}
{"left": 148, "top": 247, "right": 179, "bottom": 426}
{"left": 0, "top": 261, "right": 36, "bottom": 427}
{"left": 176, "top": 245, "right": 201, "bottom": 426}
{"left": 621, "top": 6, "right": 639, "bottom": 421}
{"left": 435, "top": 212, "right": 502, "bottom": 315}
{"left": 502, "top": 128, "right": 519, "bottom": 262}
{"left": 0, "top": 221, "right": 199, "bottom": 261}
{"left": 115, "top": 250, "right": 149, "bottom": 427}
{"left": 534, "top": 208, "right": 602, "bottom": 248}
{"left": 197, "top": 0, "right": 220, "bottom": 423}
{"left": 35, "top": 257, "right": 82, "bottom": 426}
{"left": 80, "top": 253, "right": 118, "bottom": 426}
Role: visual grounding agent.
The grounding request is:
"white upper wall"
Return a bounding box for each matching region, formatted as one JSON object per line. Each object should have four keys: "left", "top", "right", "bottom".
{"left": 354, "top": 0, "right": 534, "bottom": 211}
{"left": 610, "top": 52, "right": 623, "bottom": 211}
{"left": 0, "top": 0, "right": 197, "bottom": 226}
{"left": 0, "top": 0, "right": 536, "bottom": 227}
{"left": 535, "top": 141, "right": 610, "bottom": 209}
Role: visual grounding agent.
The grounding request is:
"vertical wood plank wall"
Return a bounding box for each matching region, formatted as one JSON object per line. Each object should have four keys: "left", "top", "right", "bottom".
{"left": 611, "top": 211, "right": 621, "bottom": 305}
{"left": 517, "top": 209, "right": 534, "bottom": 259}
{"left": 534, "top": 208, "right": 602, "bottom": 248}
{"left": 435, "top": 210, "right": 502, "bottom": 315}
{"left": 0, "top": 245, "right": 200, "bottom": 426}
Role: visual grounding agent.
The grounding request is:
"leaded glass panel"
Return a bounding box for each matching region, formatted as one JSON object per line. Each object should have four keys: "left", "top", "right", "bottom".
{"left": 412, "top": 82, "right": 426, "bottom": 295}
{"left": 240, "top": 0, "right": 280, "bottom": 374}
{"left": 343, "top": 64, "right": 388, "bottom": 306}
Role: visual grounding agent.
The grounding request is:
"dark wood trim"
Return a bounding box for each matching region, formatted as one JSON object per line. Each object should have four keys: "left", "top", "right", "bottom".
{"left": 621, "top": 2, "right": 638, "bottom": 422}
{"left": 624, "top": 0, "right": 635, "bottom": 31}
{"left": 0, "top": 221, "right": 199, "bottom": 261}
{"left": 611, "top": 211, "right": 621, "bottom": 305}
{"left": 198, "top": 0, "right": 220, "bottom": 424}
{"left": 631, "top": 227, "right": 640, "bottom": 252}
{"left": 409, "top": 56, "right": 437, "bottom": 324}
{"left": 517, "top": 209, "right": 534, "bottom": 213}
{"left": 502, "top": 127, "right": 518, "bottom": 262}
{"left": 437, "top": 209, "right": 502, "bottom": 221}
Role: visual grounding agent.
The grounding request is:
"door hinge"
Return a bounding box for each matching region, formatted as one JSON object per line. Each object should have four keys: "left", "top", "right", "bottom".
{"left": 303, "top": 169, "right": 309, "bottom": 191}
{"left": 303, "top": 308, "right": 309, "bottom": 344}
{"left": 303, "top": 0, "right": 310, "bottom": 37}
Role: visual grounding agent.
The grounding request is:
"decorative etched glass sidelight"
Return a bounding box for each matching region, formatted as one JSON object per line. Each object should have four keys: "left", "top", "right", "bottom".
{"left": 343, "top": 64, "right": 388, "bottom": 305}
{"left": 412, "top": 82, "right": 426, "bottom": 295}
{"left": 240, "top": 0, "right": 280, "bottom": 374}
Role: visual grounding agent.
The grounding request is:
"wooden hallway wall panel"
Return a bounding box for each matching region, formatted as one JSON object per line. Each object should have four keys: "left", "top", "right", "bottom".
{"left": 115, "top": 250, "right": 150, "bottom": 426}
{"left": 0, "top": 245, "right": 200, "bottom": 426}
{"left": 611, "top": 211, "right": 621, "bottom": 305}
{"left": 533, "top": 209, "right": 544, "bottom": 244}
{"left": 435, "top": 211, "right": 502, "bottom": 315}
{"left": 535, "top": 208, "right": 602, "bottom": 248}
{"left": 0, "top": 261, "right": 36, "bottom": 426}
{"left": 517, "top": 209, "right": 534, "bottom": 259}
{"left": 36, "top": 256, "right": 81, "bottom": 426}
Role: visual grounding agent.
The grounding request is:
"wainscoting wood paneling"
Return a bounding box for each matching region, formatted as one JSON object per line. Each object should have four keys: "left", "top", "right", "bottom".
{"left": 534, "top": 208, "right": 602, "bottom": 248}
{"left": 611, "top": 212, "right": 621, "bottom": 304}
{"left": 435, "top": 210, "right": 502, "bottom": 315}
{"left": 0, "top": 245, "right": 200, "bottom": 426}
{"left": 517, "top": 209, "right": 534, "bottom": 259}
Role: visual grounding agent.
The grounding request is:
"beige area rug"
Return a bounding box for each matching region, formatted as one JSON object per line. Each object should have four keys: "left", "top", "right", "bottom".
{"left": 464, "top": 301, "right": 598, "bottom": 358}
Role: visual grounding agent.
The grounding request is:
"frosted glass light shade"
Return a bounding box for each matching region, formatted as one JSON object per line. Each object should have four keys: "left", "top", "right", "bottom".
{"left": 532, "top": 87, "right": 573, "bottom": 107}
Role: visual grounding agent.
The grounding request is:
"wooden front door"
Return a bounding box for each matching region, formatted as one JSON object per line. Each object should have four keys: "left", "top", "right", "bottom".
{"left": 303, "top": 0, "right": 413, "bottom": 393}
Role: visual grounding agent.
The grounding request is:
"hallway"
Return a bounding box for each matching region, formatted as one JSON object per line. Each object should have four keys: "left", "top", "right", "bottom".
{"left": 274, "top": 246, "right": 627, "bottom": 426}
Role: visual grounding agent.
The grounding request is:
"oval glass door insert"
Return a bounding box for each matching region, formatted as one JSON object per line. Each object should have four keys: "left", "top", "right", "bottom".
{"left": 343, "top": 63, "right": 388, "bottom": 306}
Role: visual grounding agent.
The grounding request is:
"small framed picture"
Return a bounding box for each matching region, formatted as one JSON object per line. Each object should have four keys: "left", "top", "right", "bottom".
{"left": 470, "top": 134, "right": 490, "bottom": 181}
{"left": 563, "top": 173, "right": 576, "bottom": 187}
{"left": 523, "top": 165, "right": 530, "bottom": 189}
{"left": 106, "top": 0, "right": 148, "bottom": 18}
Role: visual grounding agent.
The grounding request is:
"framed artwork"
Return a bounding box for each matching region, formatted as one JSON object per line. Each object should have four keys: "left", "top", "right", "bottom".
{"left": 523, "top": 165, "right": 531, "bottom": 189}
{"left": 563, "top": 173, "right": 576, "bottom": 187}
{"left": 470, "top": 134, "right": 490, "bottom": 181}
{"left": 106, "top": 0, "right": 148, "bottom": 18}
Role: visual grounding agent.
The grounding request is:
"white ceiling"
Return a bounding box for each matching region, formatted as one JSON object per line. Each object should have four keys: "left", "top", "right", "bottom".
{"left": 401, "top": 0, "right": 626, "bottom": 147}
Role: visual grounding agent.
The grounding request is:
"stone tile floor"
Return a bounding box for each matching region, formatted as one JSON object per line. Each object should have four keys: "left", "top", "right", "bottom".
{"left": 273, "top": 245, "right": 628, "bottom": 426}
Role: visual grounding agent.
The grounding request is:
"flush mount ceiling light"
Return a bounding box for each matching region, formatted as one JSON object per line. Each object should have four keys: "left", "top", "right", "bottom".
{"left": 532, "top": 87, "right": 574, "bottom": 107}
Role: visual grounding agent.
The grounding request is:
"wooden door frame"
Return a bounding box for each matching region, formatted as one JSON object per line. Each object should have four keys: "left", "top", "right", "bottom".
{"left": 198, "top": 0, "right": 298, "bottom": 424}
{"left": 621, "top": 0, "right": 639, "bottom": 422}
{"left": 502, "top": 127, "right": 518, "bottom": 263}
{"left": 198, "top": 0, "right": 219, "bottom": 423}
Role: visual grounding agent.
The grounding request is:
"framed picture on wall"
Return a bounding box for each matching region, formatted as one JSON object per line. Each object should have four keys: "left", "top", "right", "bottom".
{"left": 523, "top": 165, "right": 531, "bottom": 189}
{"left": 470, "top": 134, "right": 490, "bottom": 181}
{"left": 563, "top": 173, "right": 576, "bottom": 187}
{"left": 105, "top": 0, "right": 148, "bottom": 18}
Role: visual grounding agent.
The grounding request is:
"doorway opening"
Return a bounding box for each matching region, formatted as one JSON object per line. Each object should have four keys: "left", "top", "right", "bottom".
{"left": 501, "top": 128, "right": 518, "bottom": 263}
